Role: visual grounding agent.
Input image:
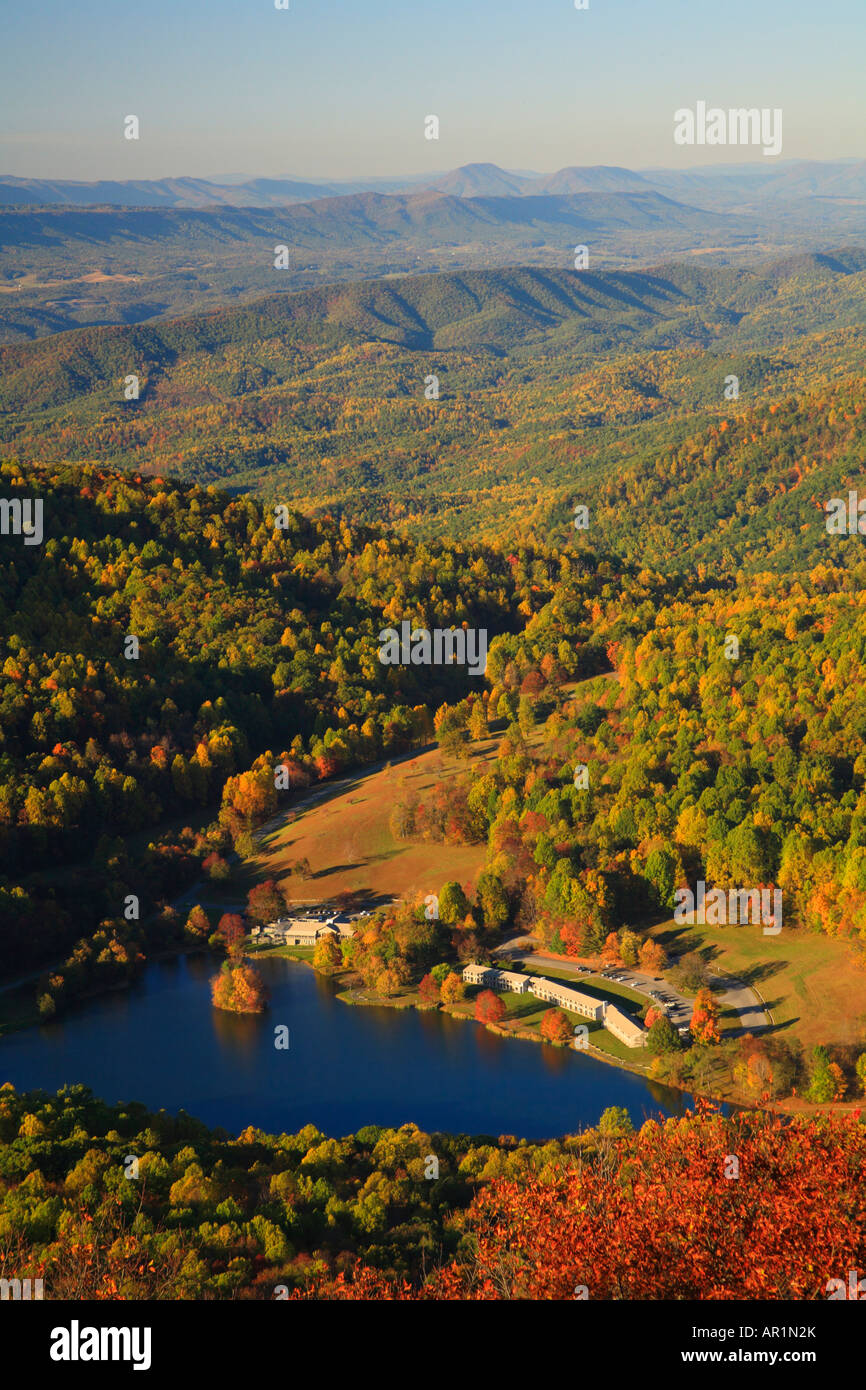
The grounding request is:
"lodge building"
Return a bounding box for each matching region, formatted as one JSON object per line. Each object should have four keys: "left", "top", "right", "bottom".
{"left": 461, "top": 963, "right": 648, "bottom": 1046}
{"left": 253, "top": 916, "right": 356, "bottom": 947}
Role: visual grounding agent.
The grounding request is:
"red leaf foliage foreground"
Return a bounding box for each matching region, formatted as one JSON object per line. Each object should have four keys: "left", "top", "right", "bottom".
{"left": 297, "top": 1107, "right": 866, "bottom": 1300}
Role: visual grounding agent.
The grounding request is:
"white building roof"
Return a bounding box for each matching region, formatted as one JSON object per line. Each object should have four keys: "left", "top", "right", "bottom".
{"left": 604, "top": 1002, "right": 647, "bottom": 1046}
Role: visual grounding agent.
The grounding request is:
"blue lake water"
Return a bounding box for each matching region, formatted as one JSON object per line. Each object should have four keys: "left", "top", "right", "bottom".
{"left": 0, "top": 956, "right": 695, "bottom": 1138}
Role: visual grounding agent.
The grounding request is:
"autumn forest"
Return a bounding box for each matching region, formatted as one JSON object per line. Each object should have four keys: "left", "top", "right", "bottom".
{"left": 2, "top": 6, "right": 866, "bottom": 1320}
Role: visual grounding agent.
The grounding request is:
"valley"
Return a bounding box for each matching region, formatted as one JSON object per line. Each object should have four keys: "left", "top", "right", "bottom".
{"left": 1, "top": 118, "right": 865, "bottom": 1307}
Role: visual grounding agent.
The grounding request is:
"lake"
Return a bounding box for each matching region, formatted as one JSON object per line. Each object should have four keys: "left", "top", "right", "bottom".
{"left": 0, "top": 956, "right": 695, "bottom": 1138}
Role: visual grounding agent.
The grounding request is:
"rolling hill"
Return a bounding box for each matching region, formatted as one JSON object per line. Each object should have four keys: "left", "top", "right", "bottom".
{"left": 2, "top": 251, "right": 865, "bottom": 405}
{"left": 0, "top": 188, "right": 750, "bottom": 342}
{"left": 1, "top": 251, "right": 864, "bottom": 571}
{"left": 3, "top": 158, "right": 865, "bottom": 343}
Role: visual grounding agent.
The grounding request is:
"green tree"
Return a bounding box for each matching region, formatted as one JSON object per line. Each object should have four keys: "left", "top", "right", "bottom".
{"left": 647, "top": 1014, "right": 680, "bottom": 1055}
{"left": 476, "top": 871, "right": 509, "bottom": 932}
{"left": 806, "top": 1045, "right": 843, "bottom": 1103}
{"left": 598, "top": 1106, "right": 634, "bottom": 1138}
{"left": 619, "top": 928, "right": 641, "bottom": 967}
{"left": 438, "top": 881, "right": 469, "bottom": 925}
{"left": 643, "top": 848, "right": 678, "bottom": 911}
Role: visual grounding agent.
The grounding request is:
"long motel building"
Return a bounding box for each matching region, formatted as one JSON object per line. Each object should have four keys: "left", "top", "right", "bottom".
{"left": 462, "top": 963, "right": 533, "bottom": 993}
{"left": 461, "top": 964, "right": 648, "bottom": 1046}
{"left": 603, "top": 1002, "right": 648, "bottom": 1049}
{"left": 526, "top": 975, "right": 604, "bottom": 1023}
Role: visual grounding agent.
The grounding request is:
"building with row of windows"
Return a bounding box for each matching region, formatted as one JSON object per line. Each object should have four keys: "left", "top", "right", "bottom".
{"left": 462, "top": 963, "right": 532, "bottom": 993}
{"left": 525, "top": 974, "right": 604, "bottom": 1022}
{"left": 461, "top": 964, "right": 648, "bottom": 1046}
{"left": 602, "top": 1002, "right": 648, "bottom": 1048}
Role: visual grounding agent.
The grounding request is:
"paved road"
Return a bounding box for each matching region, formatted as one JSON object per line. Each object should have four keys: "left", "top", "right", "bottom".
{"left": 708, "top": 975, "right": 770, "bottom": 1035}
{"left": 495, "top": 939, "right": 769, "bottom": 1035}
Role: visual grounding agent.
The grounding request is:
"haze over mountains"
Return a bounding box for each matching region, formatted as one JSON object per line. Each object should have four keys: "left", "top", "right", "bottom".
{"left": 3, "top": 159, "right": 866, "bottom": 208}
{"left": 0, "top": 157, "right": 864, "bottom": 343}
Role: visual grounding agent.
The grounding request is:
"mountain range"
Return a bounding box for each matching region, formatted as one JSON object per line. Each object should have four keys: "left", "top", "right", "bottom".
{"left": 3, "top": 249, "right": 864, "bottom": 395}
{"left": 2, "top": 159, "right": 865, "bottom": 208}
{"left": 1, "top": 250, "right": 864, "bottom": 567}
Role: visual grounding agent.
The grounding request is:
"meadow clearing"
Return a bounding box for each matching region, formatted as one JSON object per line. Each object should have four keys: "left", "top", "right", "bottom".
{"left": 238, "top": 737, "right": 500, "bottom": 909}
{"left": 649, "top": 916, "right": 866, "bottom": 1052}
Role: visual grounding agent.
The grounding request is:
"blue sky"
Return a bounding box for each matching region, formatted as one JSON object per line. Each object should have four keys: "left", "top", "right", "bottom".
{"left": 0, "top": 0, "right": 862, "bottom": 179}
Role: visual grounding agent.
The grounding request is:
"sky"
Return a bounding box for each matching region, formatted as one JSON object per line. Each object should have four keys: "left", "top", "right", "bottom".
{"left": 0, "top": 0, "right": 863, "bottom": 181}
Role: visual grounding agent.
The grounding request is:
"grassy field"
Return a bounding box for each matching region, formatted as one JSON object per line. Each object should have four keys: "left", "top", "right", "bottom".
{"left": 247, "top": 942, "right": 315, "bottom": 963}
{"left": 649, "top": 917, "right": 866, "bottom": 1050}
{"left": 234, "top": 679, "right": 606, "bottom": 911}
{"left": 236, "top": 738, "right": 501, "bottom": 908}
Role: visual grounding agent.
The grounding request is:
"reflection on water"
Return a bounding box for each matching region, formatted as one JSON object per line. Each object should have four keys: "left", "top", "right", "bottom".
{"left": 0, "top": 955, "right": 697, "bottom": 1139}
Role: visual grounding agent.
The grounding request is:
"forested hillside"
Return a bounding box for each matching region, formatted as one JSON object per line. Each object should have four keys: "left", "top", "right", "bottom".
{"left": 0, "top": 463, "right": 539, "bottom": 975}
{"left": 2, "top": 453, "right": 866, "bottom": 1078}
{"left": 0, "top": 1084, "right": 861, "bottom": 1300}
{"left": 0, "top": 191, "right": 743, "bottom": 342}
{"left": 1, "top": 256, "right": 864, "bottom": 568}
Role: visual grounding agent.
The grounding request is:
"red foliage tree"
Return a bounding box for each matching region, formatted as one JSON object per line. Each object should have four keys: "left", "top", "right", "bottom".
{"left": 418, "top": 973, "right": 441, "bottom": 1005}
{"left": 475, "top": 989, "right": 506, "bottom": 1025}
{"left": 216, "top": 912, "right": 245, "bottom": 960}
{"left": 298, "top": 1109, "right": 866, "bottom": 1300}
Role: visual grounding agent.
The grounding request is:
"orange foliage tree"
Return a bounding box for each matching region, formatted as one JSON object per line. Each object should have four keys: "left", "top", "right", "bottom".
{"left": 690, "top": 987, "right": 721, "bottom": 1045}
{"left": 211, "top": 963, "right": 268, "bottom": 1014}
{"left": 539, "top": 1008, "right": 573, "bottom": 1046}
{"left": 440, "top": 972, "right": 465, "bottom": 1005}
{"left": 600, "top": 933, "right": 622, "bottom": 968}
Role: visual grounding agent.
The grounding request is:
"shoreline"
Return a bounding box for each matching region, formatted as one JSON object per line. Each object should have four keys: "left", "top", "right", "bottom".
{"left": 289, "top": 957, "right": 830, "bottom": 1118}
{"left": 3, "top": 940, "right": 853, "bottom": 1121}
{"left": 252, "top": 946, "right": 732, "bottom": 1106}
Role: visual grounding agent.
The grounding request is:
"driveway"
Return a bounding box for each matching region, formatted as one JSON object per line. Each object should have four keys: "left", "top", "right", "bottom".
{"left": 709, "top": 974, "right": 770, "bottom": 1035}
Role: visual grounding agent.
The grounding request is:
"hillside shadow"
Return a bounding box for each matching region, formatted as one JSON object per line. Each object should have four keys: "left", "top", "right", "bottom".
{"left": 736, "top": 960, "right": 788, "bottom": 989}
{"left": 310, "top": 862, "right": 366, "bottom": 879}
{"left": 700, "top": 944, "right": 787, "bottom": 990}
{"left": 760, "top": 997, "right": 788, "bottom": 1019}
